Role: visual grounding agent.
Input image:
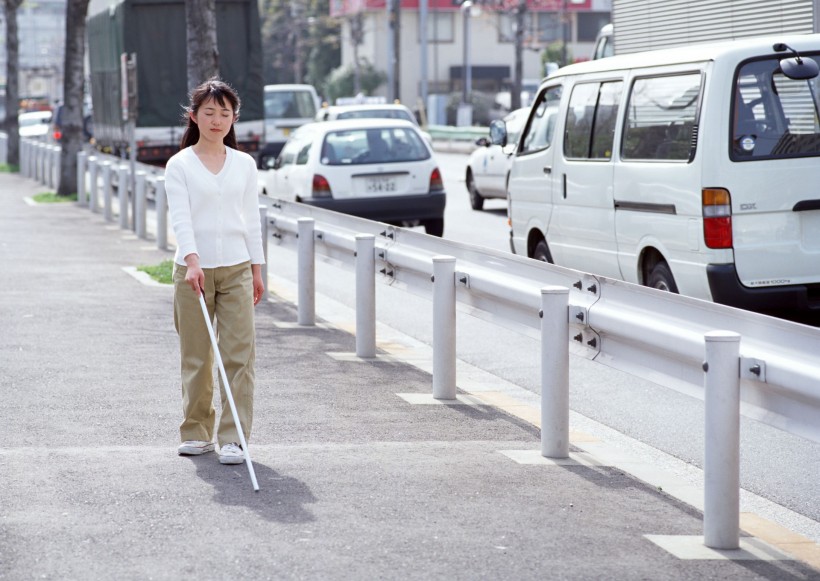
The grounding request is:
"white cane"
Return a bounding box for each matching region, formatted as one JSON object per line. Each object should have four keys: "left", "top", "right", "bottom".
{"left": 198, "top": 292, "right": 260, "bottom": 492}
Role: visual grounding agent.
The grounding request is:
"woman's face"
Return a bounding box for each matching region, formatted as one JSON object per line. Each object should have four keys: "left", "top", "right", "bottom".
{"left": 192, "top": 97, "right": 236, "bottom": 145}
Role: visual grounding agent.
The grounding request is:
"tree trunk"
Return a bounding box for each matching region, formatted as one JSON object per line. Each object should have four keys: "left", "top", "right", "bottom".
{"left": 58, "top": 0, "right": 91, "bottom": 196}
{"left": 4, "top": 0, "right": 24, "bottom": 168}
{"left": 185, "top": 0, "right": 219, "bottom": 92}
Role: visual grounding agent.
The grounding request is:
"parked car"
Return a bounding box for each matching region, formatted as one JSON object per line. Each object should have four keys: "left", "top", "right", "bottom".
{"left": 465, "top": 107, "right": 529, "bottom": 210}
{"left": 314, "top": 103, "right": 433, "bottom": 144}
{"left": 261, "top": 118, "right": 446, "bottom": 236}
{"left": 492, "top": 34, "right": 820, "bottom": 313}
{"left": 18, "top": 111, "right": 52, "bottom": 139}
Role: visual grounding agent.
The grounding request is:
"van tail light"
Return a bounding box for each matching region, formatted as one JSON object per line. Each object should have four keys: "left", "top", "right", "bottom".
{"left": 703, "top": 188, "right": 732, "bottom": 249}
{"left": 312, "top": 174, "right": 332, "bottom": 198}
{"left": 53, "top": 130, "right": 62, "bottom": 141}
{"left": 429, "top": 167, "right": 444, "bottom": 192}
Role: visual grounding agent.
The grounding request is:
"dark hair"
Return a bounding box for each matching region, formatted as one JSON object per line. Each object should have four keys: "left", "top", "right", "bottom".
{"left": 179, "top": 77, "right": 241, "bottom": 150}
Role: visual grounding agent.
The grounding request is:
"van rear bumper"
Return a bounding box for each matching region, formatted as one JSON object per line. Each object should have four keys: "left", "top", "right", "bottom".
{"left": 707, "top": 264, "right": 820, "bottom": 312}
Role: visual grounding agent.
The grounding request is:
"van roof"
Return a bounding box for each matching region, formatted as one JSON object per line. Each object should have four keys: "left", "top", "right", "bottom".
{"left": 550, "top": 33, "right": 820, "bottom": 81}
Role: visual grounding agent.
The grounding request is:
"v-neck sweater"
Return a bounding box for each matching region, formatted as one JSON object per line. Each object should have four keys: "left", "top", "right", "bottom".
{"left": 165, "top": 146, "right": 265, "bottom": 268}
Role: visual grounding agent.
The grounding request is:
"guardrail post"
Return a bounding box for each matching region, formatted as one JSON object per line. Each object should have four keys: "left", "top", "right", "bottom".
{"left": 432, "top": 255, "right": 456, "bottom": 399}
{"left": 19, "top": 139, "right": 27, "bottom": 177}
{"left": 541, "top": 286, "right": 570, "bottom": 458}
{"left": 135, "top": 171, "right": 147, "bottom": 237}
{"left": 118, "top": 164, "right": 129, "bottom": 229}
{"left": 20, "top": 138, "right": 28, "bottom": 176}
{"left": 703, "top": 330, "right": 741, "bottom": 550}
{"left": 259, "top": 205, "right": 268, "bottom": 301}
{"left": 77, "top": 151, "right": 88, "bottom": 207}
{"left": 34, "top": 142, "right": 43, "bottom": 184}
{"left": 155, "top": 177, "right": 167, "bottom": 250}
{"left": 88, "top": 157, "right": 99, "bottom": 213}
{"left": 355, "top": 234, "right": 376, "bottom": 358}
{"left": 101, "top": 162, "right": 113, "bottom": 221}
{"left": 50, "top": 145, "right": 60, "bottom": 189}
{"left": 0, "top": 132, "right": 7, "bottom": 165}
{"left": 297, "top": 218, "right": 316, "bottom": 326}
{"left": 44, "top": 145, "right": 53, "bottom": 188}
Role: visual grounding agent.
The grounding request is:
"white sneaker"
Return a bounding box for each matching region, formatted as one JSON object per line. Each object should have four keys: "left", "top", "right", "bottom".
{"left": 219, "top": 443, "right": 244, "bottom": 465}
{"left": 178, "top": 440, "right": 215, "bottom": 455}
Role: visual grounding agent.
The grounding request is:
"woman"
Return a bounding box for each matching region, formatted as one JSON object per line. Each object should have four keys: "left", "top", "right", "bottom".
{"left": 164, "top": 78, "right": 265, "bottom": 465}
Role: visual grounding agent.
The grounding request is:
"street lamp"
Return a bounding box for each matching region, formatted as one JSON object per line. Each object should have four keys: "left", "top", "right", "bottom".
{"left": 461, "top": 0, "right": 472, "bottom": 106}
{"left": 458, "top": 0, "right": 480, "bottom": 126}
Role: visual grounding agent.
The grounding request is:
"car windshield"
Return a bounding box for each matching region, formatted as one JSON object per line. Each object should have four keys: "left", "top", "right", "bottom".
{"left": 336, "top": 109, "right": 415, "bottom": 123}
{"left": 732, "top": 55, "right": 820, "bottom": 160}
{"left": 321, "top": 127, "right": 430, "bottom": 165}
{"left": 264, "top": 90, "right": 316, "bottom": 120}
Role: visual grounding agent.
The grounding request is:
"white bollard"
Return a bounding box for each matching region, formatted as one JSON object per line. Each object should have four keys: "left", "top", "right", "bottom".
{"left": 259, "top": 206, "right": 268, "bottom": 301}
{"left": 77, "top": 151, "right": 88, "bottom": 206}
{"left": 102, "top": 162, "right": 113, "bottom": 221}
{"left": 45, "top": 145, "right": 54, "bottom": 188}
{"left": 703, "top": 330, "right": 741, "bottom": 550}
{"left": 118, "top": 164, "right": 129, "bottom": 229}
{"left": 135, "top": 171, "right": 147, "bottom": 238}
{"left": 155, "top": 178, "right": 168, "bottom": 250}
{"left": 432, "top": 255, "right": 456, "bottom": 400}
{"left": 35, "top": 142, "right": 44, "bottom": 183}
{"left": 297, "top": 218, "right": 316, "bottom": 326}
{"left": 355, "top": 234, "right": 376, "bottom": 358}
{"left": 0, "top": 132, "right": 7, "bottom": 166}
{"left": 88, "top": 157, "right": 99, "bottom": 212}
{"left": 540, "top": 286, "right": 570, "bottom": 458}
{"left": 19, "top": 139, "right": 28, "bottom": 177}
{"left": 50, "top": 145, "right": 60, "bottom": 189}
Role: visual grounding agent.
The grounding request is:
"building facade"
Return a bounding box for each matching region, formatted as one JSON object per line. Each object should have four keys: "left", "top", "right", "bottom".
{"left": 331, "top": 0, "right": 611, "bottom": 111}
{"left": 0, "top": 0, "right": 67, "bottom": 108}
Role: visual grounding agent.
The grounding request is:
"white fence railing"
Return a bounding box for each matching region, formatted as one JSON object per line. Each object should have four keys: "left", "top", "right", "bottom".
{"left": 19, "top": 136, "right": 820, "bottom": 551}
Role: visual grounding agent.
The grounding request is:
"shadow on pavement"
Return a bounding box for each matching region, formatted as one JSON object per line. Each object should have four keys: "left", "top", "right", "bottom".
{"left": 187, "top": 456, "right": 317, "bottom": 524}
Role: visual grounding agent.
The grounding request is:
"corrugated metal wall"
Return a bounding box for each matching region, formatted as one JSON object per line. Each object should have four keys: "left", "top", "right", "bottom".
{"left": 612, "top": 0, "right": 816, "bottom": 55}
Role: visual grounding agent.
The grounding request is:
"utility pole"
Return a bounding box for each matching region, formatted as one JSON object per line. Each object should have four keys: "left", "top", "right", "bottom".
{"left": 511, "top": 0, "right": 526, "bottom": 111}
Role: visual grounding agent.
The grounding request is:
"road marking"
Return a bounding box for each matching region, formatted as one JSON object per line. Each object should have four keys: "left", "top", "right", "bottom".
{"left": 644, "top": 535, "right": 794, "bottom": 561}
{"left": 395, "top": 393, "right": 489, "bottom": 406}
{"left": 499, "top": 449, "right": 611, "bottom": 467}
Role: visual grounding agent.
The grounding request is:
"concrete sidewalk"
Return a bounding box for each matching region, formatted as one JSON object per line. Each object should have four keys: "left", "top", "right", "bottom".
{"left": 1, "top": 172, "right": 817, "bottom": 580}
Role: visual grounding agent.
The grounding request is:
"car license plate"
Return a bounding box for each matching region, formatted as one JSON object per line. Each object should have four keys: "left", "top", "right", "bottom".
{"left": 366, "top": 177, "right": 397, "bottom": 193}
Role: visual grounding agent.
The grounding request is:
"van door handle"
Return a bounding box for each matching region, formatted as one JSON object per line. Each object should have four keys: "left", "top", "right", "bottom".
{"left": 543, "top": 166, "right": 552, "bottom": 174}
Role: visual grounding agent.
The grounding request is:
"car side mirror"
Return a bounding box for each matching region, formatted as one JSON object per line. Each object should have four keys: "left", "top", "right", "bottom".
{"left": 489, "top": 119, "right": 507, "bottom": 147}
{"left": 475, "top": 137, "right": 490, "bottom": 147}
{"left": 773, "top": 43, "right": 820, "bottom": 80}
{"left": 268, "top": 156, "right": 281, "bottom": 170}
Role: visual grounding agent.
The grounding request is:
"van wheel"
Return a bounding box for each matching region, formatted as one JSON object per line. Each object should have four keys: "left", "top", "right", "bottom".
{"left": 467, "top": 172, "right": 484, "bottom": 211}
{"left": 533, "top": 240, "right": 553, "bottom": 263}
{"left": 647, "top": 262, "right": 679, "bottom": 293}
{"left": 423, "top": 218, "right": 444, "bottom": 237}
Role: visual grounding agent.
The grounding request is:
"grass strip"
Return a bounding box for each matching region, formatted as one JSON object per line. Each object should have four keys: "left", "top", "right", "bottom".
{"left": 32, "top": 192, "right": 77, "bottom": 203}
{"left": 137, "top": 259, "right": 174, "bottom": 285}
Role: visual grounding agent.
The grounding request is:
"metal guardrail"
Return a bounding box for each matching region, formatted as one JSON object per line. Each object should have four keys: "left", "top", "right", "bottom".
{"left": 426, "top": 124, "right": 489, "bottom": 142}
{"left": 20, "top": 135, "right": 820, "bottom": 446}
{"left": 260, "top": 197, "right": 820, "bottom": 446}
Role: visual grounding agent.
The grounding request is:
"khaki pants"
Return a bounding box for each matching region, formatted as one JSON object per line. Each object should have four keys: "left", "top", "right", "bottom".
{"left": 173, "top": 261, "right": 255, "bottom": 447}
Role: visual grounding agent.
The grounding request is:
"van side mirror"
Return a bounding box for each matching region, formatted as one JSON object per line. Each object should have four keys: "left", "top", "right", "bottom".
{"left": 489, "top": 119, "right": 507, "bottom": 147}
{"left": 773, "top": 43, "right": 820, "bottom": 80}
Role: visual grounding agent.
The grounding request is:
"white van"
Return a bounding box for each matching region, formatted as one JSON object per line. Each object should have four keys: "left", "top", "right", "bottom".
{"left": 493, "top": 35, "right": 820, "bottom": 312}
{"left": 261, "top": 84, "right": 320, "bottom": 164}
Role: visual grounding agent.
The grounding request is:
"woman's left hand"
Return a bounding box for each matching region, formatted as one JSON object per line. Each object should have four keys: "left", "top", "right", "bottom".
{"left": 251, "top": 264, "right": 265, "bottom": 306}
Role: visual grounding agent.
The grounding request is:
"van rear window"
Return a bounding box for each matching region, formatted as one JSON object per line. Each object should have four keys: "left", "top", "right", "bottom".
{"left": 622, "top": 73, "right": 701, "bottom": 162}
{"left": 732, "top": 56, "right": 820, "bottom": 161}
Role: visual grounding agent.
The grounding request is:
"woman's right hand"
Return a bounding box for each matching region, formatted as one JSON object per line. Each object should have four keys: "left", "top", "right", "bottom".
{"left": 184, "top": 253, "right": 205, "bottom": 295}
